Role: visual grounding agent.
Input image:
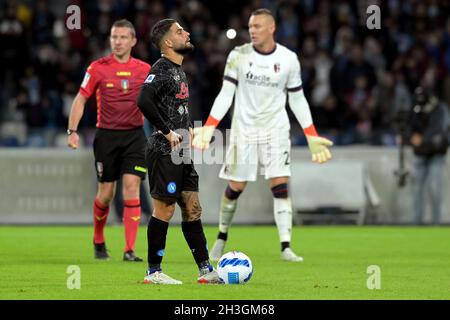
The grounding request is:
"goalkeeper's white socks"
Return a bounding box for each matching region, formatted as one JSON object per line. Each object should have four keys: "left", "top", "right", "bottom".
{"left": 273, "top": 197, "right": 293, "bottom": 243}
{"left": 210, "top": 188, "right": 240, "bottom": 261}
{"left": 274, "top": 197, "right": 304, "bottom": 262}
{"left": 218, "top": 194, "right": 237, "bottom": 234}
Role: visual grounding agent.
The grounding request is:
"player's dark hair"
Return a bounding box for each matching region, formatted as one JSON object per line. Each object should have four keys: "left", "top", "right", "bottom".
{"left": 251, "top": 8, "right": 274, "bottom": 18}
{"left": 111, "top": 19, "right": 136, "bottom": 38}
{"left": 151, "top": 19, "right": 177, "bottom": 50}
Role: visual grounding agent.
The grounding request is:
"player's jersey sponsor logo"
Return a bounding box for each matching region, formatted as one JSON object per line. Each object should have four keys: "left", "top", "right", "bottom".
{"left": 144, "top": 74, "right": 155, "bottom": 83}
{"left": 81, "top": 73, "right": 91, "bottom": 89}
{"left": 167, "top": 182, "right": 177, "bottom": 194}
{"left": 116, "top": 71, "right": 131, "bottom": 76}
{"left": 106, "top": 83, "right": 114, "bottom": 88}
{"left": 175, "top": 82, "right": 189, "bottom": 99}
{"left": 245, "top": 71, "right": 270, "bottom": 82}
{"left": 244, "top": 71, "right": 278, "bottom": 88}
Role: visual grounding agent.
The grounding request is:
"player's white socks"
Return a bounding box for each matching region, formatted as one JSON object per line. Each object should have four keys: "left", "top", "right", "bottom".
{"left": 273, "top": 197, "right": 293, "bottom": 243}
{"left": 218, "top": 195, "right": 237, "bottom": 234}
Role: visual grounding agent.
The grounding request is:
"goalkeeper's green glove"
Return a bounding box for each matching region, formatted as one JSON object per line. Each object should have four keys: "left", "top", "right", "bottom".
{"left": 192, "top": 125, "right": 215, "bottom": 149}
{"left": 306, "top": 135, "right": 333, "bottom": 164}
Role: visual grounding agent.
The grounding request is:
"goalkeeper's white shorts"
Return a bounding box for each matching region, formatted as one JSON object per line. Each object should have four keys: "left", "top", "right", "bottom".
{"left": 218, "top": 136, "right": 291, "bottom": 181}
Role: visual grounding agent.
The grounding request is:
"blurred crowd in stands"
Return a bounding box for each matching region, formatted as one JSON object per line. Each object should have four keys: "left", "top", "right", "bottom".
{"left": 1, "top": 0, "right": 449, "bottom": 147}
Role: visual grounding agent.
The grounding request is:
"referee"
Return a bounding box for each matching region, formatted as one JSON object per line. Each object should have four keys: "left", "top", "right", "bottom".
{"left": 137, "top": 19, "right": 221, "bottom": 284}
{"left": 67, "top": 20, "right": 150, "bottom": 262}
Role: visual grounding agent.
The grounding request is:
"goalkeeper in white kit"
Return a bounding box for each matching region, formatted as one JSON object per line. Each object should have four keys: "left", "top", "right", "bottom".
{"left": 193, "top": 8, "right": 333, "bottom": 262}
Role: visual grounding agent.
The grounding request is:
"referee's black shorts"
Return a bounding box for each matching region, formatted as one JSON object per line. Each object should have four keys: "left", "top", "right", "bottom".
{"left": 145, "top": 149, "right": 199, "bottom": 203}
{"left": 93, "top": 127, "right": 147, "bottom": 183}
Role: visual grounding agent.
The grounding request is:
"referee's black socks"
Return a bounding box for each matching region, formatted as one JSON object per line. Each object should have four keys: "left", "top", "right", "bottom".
{"left": 182, "top": 220, "right": 211, "bottom": 269}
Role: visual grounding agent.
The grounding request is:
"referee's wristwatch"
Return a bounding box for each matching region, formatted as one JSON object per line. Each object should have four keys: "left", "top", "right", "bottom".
{"left": 67, "top": 129, "right": 77, "bottom": 135}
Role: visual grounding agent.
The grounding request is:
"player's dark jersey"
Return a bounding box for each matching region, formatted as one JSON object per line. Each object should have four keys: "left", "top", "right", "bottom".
{"left": 137, "top": 57, "right": 191, "bottom": 155}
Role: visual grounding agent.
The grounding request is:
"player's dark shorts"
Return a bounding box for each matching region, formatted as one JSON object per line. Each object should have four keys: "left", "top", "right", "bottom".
{"left": 146, "top": 149, "right": 199, "bottom": 203}
{"left": 93, "top": 127, "right": 147, "bottom": 183}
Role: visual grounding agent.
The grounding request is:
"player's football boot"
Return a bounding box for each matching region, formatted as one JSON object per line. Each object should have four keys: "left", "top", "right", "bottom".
{"left": 123, "top": 250, "right": 143, "bottom": 262}
{"left": 281, "top": 247, "right": 304, "bottom": 262}
{"left": 94, "top": 242, "right": 110, "bottom": 260}
{"left": 197, "top": 269, "right": 223, "bottom": 284}
{"left": 143, "top": 271, "right": 182, "bottom": 285}
{"left": 209, "top": 239, "right": 226, "bottom": 262}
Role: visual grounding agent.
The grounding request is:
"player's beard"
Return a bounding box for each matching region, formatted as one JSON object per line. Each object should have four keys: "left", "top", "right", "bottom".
{"left": 175, "top": 42, "right": 195, "bottom": 55}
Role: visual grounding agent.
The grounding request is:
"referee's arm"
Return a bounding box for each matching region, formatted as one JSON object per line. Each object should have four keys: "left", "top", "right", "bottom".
{"left": 67, "top": 93, "right": 88, "bottom": 149}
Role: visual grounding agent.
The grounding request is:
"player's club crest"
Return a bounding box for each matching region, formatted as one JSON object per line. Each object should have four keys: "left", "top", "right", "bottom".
{"left": 121, "top": 79, "right": 129, "bottom": 92}
{"left": 167, "top": 182, "right": 177, "bottom": 194}
{"left": 274, "top": 63, "right": 280, "bottom": 73}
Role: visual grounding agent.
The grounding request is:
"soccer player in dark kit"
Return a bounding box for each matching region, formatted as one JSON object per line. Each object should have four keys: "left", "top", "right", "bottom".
{"left": 67, "top": 20, "right": 150, "bottom": 262}
{"left": 137, "top": 19, "right": 221, "bottom": 284}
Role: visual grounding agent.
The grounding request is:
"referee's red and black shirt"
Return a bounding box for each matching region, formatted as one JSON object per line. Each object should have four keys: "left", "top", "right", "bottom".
{"left": 79, "top": 54, "right": 151, "bottom": 130}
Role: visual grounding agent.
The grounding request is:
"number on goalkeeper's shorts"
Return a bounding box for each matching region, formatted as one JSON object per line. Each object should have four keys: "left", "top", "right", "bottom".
{"left": 284, "top": 151, "right": 290, "bottom": 165}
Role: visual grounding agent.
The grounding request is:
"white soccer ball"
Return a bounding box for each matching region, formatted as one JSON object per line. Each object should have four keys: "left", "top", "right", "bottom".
{"left": 217, "top": 251, "right": 253, "bottom": 284}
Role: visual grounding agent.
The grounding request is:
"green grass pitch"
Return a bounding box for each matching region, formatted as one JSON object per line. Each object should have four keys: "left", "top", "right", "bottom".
{"left": 0, "top": 225, "right": 449, "bottom": 300}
